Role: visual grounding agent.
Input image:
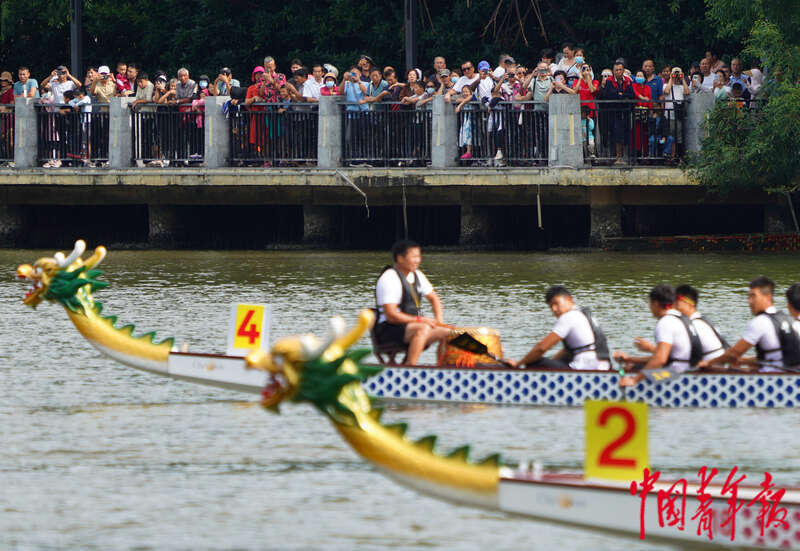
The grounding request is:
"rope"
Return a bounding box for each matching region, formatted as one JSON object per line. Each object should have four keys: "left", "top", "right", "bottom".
{"left": 335, "top": 169, "right": 369, "bottom": 218}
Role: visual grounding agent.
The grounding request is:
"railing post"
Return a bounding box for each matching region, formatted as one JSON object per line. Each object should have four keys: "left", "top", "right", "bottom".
{"left": 685, "top": 92, "right": 714, "bottom": 154}
{"left": 109, "top": 97, "right": 135, "bottom": 168}
{"left": 204, "top": 95, "right": 230, "bottom": 168}
{"left": 13, "top": 98, "right": 37, "bottom": 168}
{"left": 431, "top": 95, "right": 457, "bottom": 168}
{"left": 547, "top": 94, "right": 583, "bottom": 168}
{"left": 317, "top": 95, "right": 342, "bottom": 169}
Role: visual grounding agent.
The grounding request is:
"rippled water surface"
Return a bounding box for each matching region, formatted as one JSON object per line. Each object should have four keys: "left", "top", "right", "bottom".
{"left": 2, "top": 249, "right": 800, "bottom": 550}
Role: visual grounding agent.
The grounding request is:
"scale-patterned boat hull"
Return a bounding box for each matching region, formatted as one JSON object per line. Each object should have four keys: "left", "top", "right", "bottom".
{"left": 364, "top": 365, "right": 800, "bottom": 408}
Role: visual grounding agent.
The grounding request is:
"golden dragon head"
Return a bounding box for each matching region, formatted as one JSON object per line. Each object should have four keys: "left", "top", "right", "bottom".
{"left": 17, "top": 240, "right": 108, "bottom": 309}
{"left": 246, "top": 309, "right": 379, "bottom": 415}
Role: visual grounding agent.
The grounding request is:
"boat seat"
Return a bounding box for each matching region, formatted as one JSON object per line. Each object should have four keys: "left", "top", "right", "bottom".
{"left": 370, "top": 322, "right": 407, "bottom": 365}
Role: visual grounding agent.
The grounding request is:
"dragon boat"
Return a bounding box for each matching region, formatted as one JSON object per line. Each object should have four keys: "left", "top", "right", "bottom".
{"left": 16, "top": 240, "right": 800, "bottom": 409}
{"left": 245, "top": 310, "right": 800, "bottom": 549}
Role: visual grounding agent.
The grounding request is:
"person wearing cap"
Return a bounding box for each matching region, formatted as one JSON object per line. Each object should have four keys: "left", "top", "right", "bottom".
{"left": 320, "top": 72, "right": 339, "bottom": 96}
{"left": 89, "top": 65, "right": 116, "bottom": 103}
{"left": 211, "top": 68, "right": 239, "bottom": 96}
{"left": 357, "top": 55, "right": 375, "bottom": 83}
{"left": 13, "top": 67, "right": 39, "bottom": 99}
{"left": 476, "top": 60, "right": 494, "bottom": 102}
{"left": 42, "top": 65, "right": 81, "bottom": 104}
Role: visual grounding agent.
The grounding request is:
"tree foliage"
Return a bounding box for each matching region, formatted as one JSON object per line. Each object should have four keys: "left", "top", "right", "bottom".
{"left": 0, "top": 0, "right": 735, "bottom": 80}
{"left": 688, "top": 0, "right": 800, "bottom": 194}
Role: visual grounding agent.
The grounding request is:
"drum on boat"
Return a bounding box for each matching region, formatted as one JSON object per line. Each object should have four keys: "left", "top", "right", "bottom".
{"left": 439, "top": 327, "right": 503, "bottom": 367}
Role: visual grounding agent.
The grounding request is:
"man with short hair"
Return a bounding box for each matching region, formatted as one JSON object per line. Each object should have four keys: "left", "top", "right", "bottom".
{"left": 699, "top": 58, "right": 716, "bottom": 89}
{"left": 540, "top": 48, "right": 557, "bottom": 75}
{"left": 602, "top": 61, "right": 635, "bottom": 164}
{"left": 13, "top": 67, "right": 39, "bottom": 98}
{"left": 786, "top": 283, "right": 800, "bottom": 320}
{"left": 211, "top": 67, "right": 240, "bottom": 96}
{"left": 431, "top": 56, "right": 447, "bottom": 83}
{"left": 728, "top": 58, "right": 751, "bottom": 94}
{"left": 698, "top": 277, "right": 800, "bottom": 372}
{"left": 452, "top": 61, "right": 478, "bottom": 94}
{"left": 510, "top": 286, "right": 611, "bottom": 370}
{"left": 41, "top": 65, "right": 82, "bottom": 103}
{"left": 176, "top": 68, "right": 196, "bottom": 104}
{"left": 123, "top": 63, "right": 139, "bottom": 96}
{"left": 642, "top": 59, "right": 663, "bottom": 101}
{"left": 374, "top": 240, "right": 450, "bottom": 365}
{"left": 615, "top": 284, "right": 699, "bottom": 384}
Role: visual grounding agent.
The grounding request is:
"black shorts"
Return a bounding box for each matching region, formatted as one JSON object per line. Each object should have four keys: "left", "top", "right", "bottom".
{"left": 525, "top": 357, "right": 570, "bottom": 370}
{"left": 375, "top": 322, "right": 407, "bottom": 347}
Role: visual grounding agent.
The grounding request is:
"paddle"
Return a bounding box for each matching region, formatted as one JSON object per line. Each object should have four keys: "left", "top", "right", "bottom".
{"left": 447, "top": 332, "right": 514, "bottom": 368}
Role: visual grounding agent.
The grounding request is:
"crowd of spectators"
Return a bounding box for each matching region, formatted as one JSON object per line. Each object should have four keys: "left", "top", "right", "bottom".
{"left": 0, "top": 46, "right": 768, "bottom": 167}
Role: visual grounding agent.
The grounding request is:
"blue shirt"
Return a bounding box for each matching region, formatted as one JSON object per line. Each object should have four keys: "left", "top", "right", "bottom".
{"left": 644, "top": 75, "right": 663, "bottom": 100}
{"left": 344, "top": 81, "right": 367, "bottom": 111}
{"left": 13, "top": 79, "right": 39, "bottom": 98}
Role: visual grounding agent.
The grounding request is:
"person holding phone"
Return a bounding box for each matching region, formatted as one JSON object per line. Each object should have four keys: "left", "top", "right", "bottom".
{"left": 90, "top": 65, "right": 116, "bottom": 103}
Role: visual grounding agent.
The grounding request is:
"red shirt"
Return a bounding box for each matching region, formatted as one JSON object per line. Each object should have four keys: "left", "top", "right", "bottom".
{"left": 632, "top": 82, "right": 652, "bottom": 108}
{"left": 0, "top": 87, "right": 14, "bottom": 104}
{"left": 573, "top": 78, "right": 599, "bottom": 112}
{"left": 115, "top": 73, "right": 131, "bottom": 93}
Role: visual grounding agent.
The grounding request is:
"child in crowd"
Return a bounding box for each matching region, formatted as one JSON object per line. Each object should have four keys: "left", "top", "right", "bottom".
{"left": 67, "top": 86, "right": 93, "bottom": 166}
{"left": 115, "top": 62, "right": 131, "bottom": 95}
{"left": 580, "top": 105, "right": 596, "bottom": 158}
{"left": 455, "top": 85, "right": 475, "bottom": 160}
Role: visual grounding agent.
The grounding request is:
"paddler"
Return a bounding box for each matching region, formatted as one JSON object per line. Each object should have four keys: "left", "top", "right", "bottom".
{"left": 614, "top": 284, "right": 701, "bottom": 385}
{"left": 697, "top": 277, "right": 800, "bottom": 372}
{"left": 632, "top": 284, "right": 727, "bottom": 366}
{"left": 508, "top": 286, "right": 611, "bottom": 370}
{"left": 374, "top": 240, "right": 451, "bottom": 365}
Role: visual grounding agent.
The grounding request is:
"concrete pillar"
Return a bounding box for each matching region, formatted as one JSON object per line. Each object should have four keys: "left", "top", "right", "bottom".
{"left": 109, "top": 97, "right": 136, "bottom": 168}
{"left": 431, "top": 95, "right": 457, "bottom": 168}
{"left": 317, "top": 95, "right": 342, "bottom": 169}
{"left": 589, "top": 188, "right": 622, "bottom": 247}
{"left": 548, "top": 94, "right": 584, "bottom": 168}
{"left": 148, "top": 205, "right": 180, "bottom": 246}
{"left": 685, "top": 92, "right": 715, "bottom": 154}
{"left": 204, "top": 95, "right": 229, "bottom": 168}
{"left": 303, "top": 205, "right": 336, "bottom": 244}
{"left": 0, "top": 204, "right": 25, "bottom": 246}
{"left": 13, "top": 97, "right": 37, "bottom": 168}
{"left": 459, "top": 204, "right": 491, "bottom": 246}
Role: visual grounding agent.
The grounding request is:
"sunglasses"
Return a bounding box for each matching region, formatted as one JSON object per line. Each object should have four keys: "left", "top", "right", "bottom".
{"left": 461, "top": 66, "right": 473, "bottom": 71}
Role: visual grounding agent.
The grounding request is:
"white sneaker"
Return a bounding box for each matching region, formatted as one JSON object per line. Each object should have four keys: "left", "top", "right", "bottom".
{"left": 494, "top": 149, "right": 504, "bottom": 161}
{"left": 42, "top": 160, "right": 54, "bottom": 168}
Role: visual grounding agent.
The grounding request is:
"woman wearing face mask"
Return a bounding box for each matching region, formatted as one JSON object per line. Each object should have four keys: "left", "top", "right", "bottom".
{"left": 320, "top": 73, "right": 339, "bottom": 96}
{"left": 632, "top": 70, "right": 652, "bottom": 159}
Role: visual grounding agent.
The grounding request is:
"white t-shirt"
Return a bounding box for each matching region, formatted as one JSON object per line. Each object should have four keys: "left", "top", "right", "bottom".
{"left": 552, "top": 307, "right": 609, "bottom": 370}
{"left": 302, "top": 78, "right": 321, "bottom": 100}
{"left": 742, "top": 306, "right": 785, "bottom": 372}
{"left": 49, "top": 80, "right": 76, "bottom": 104}
{"left": 654, "top": 309, "right": 692, "bottom": 372}
{"left": 701, "top": 74, "right": 717, "bottom": 89}
{"left": 664, "top": 82, "right": 685, "bottom": 117}
{"left": 690, "top": 312, "right": 725, "bottom": 362}
{"left": 477, "top": 76, "right": 494, "bottom": 101}
{"left": 453, "top": 75, "right": 478, "bottom": 93}
{"left": 375, "top": 268, "right": 434, "bottom": 324}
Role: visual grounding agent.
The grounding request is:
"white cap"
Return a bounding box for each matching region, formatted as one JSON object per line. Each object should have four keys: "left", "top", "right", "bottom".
{"left": 492, "top": 67, "right": 505, "bottom": 79}
{"left": 98, "top": 65, "right": 111, "bottom": 74}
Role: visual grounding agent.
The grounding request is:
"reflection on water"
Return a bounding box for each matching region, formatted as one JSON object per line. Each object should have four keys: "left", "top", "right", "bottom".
{"left": 2, "top": 249, "right": 800, "bottom": 550}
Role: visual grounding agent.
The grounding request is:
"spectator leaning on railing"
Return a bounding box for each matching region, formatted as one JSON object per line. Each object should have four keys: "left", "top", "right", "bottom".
{"left": 602, "top": 61, "right": 635, "bottom": 165}
{"left": 176, "top": 68, "right": 196, "bottom": 104}
{"left": 14, "top": 67, "right": 38, "bottom": 99}
{"left": 0, "top": 72, "right": 15, "bottom": 105}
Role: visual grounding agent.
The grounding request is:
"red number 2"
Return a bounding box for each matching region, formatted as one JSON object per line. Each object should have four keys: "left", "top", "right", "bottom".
{"left": 597, "top": 406, "right": 637, "bottom": 468}
{"left": 236, "top": 309, "right": 260, "bottom": 344}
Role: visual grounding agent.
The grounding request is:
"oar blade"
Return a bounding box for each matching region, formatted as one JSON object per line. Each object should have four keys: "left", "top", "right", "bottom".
{"left": 448, "top": 332, "right": 490, "bottom": 356}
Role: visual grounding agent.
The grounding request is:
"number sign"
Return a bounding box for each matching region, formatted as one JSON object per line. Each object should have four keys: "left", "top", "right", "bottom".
{"left": 226, "top": 303, "right": 271, "bottom": 356}
{"left": 585, "top": 400, "right": 648, "bottom": 481}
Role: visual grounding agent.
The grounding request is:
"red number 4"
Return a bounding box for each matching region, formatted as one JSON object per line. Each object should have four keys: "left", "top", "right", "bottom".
{"left": 598, "top": 406, "right": 637, "bottom": 468}
{"left": 237, "top": 309, "right": 260, "bottom": 344}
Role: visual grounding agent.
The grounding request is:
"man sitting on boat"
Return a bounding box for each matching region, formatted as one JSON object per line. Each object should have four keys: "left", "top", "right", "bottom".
{"left": 697, "top": 277, "right": 800, "bottom": 372}
{"left": 631, "top": 284, "right": 728, "bottom": 367}
{"left": 508, "top": 286, "right": 611, "bottom": 370}
{"left": 615, "top": 284, "right": 702, "bottom": 385}
{"left": 374, "top": 240, "right": 451, "bottom": 365}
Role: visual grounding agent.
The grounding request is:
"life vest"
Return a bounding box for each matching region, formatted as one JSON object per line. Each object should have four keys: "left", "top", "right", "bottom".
{"left": 694, "top": 315, "right": 730, "bottom": 354}
{"left": 375, "top": 265, "right": 423, "bottom": 318}
{"left": 755, "top": 311, "right": 800, "bottom": 366}
{"left": 666, "top": 312, "right": 703, "bottom": 367}
{"left": 563, "top": 307, "right": 611, "bottom": 361}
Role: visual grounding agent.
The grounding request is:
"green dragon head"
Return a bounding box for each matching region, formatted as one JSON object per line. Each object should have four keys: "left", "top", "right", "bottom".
{"left": 247, "top": 309, "right": 381, "bottom": 420}
{"left": 17, "top": 240, "right": 108, "bottom": 311}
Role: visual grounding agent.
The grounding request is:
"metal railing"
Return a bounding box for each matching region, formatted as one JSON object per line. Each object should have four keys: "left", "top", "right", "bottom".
{"left": 131, "top": 103, "right": 204, "bottom": 167}
{"left": 229, "top": 102, "right": 317, "bottom": 166}
{"left": 582, "top": 99, "right": 687, "bottom": 166}
{"left": 36, "top": 103, "right": 109, "bottom": 166}
{"left": 341, "top": 102, "right": 431, "bottom": 167}
{"left": 456, "top": 101, "right": 548, "bottom": 166}
{"left": 0, "top": 105, "right": 13, "bottom": 163}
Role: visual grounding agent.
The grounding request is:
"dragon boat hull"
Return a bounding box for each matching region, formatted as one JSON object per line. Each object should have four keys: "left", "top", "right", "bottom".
{"left": 364, "top": 364, "right": 800, "bottom": 408}
{"left": 497, "top": 472, "right": 800, "bottom": 549}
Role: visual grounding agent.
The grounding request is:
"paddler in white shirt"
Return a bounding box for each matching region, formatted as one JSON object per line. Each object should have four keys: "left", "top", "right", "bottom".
{"left": 632, "top": 284, "right": 728, "bottom": 367}
{"left": 697, "top": 277, "right": 800, "bottom": 372}
{"left": 374, "top": 240, "right": 451, "bottom": 365}
{"left": 508, "top": 286, "right": 611, "bottom": 370}
{"left": 615, "top": 284, "right": 701, "bottom": 385}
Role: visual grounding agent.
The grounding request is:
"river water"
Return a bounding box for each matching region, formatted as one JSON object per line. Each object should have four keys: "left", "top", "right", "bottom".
{"left": 2, "top": 249, "right": 800, "bottom": 550}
